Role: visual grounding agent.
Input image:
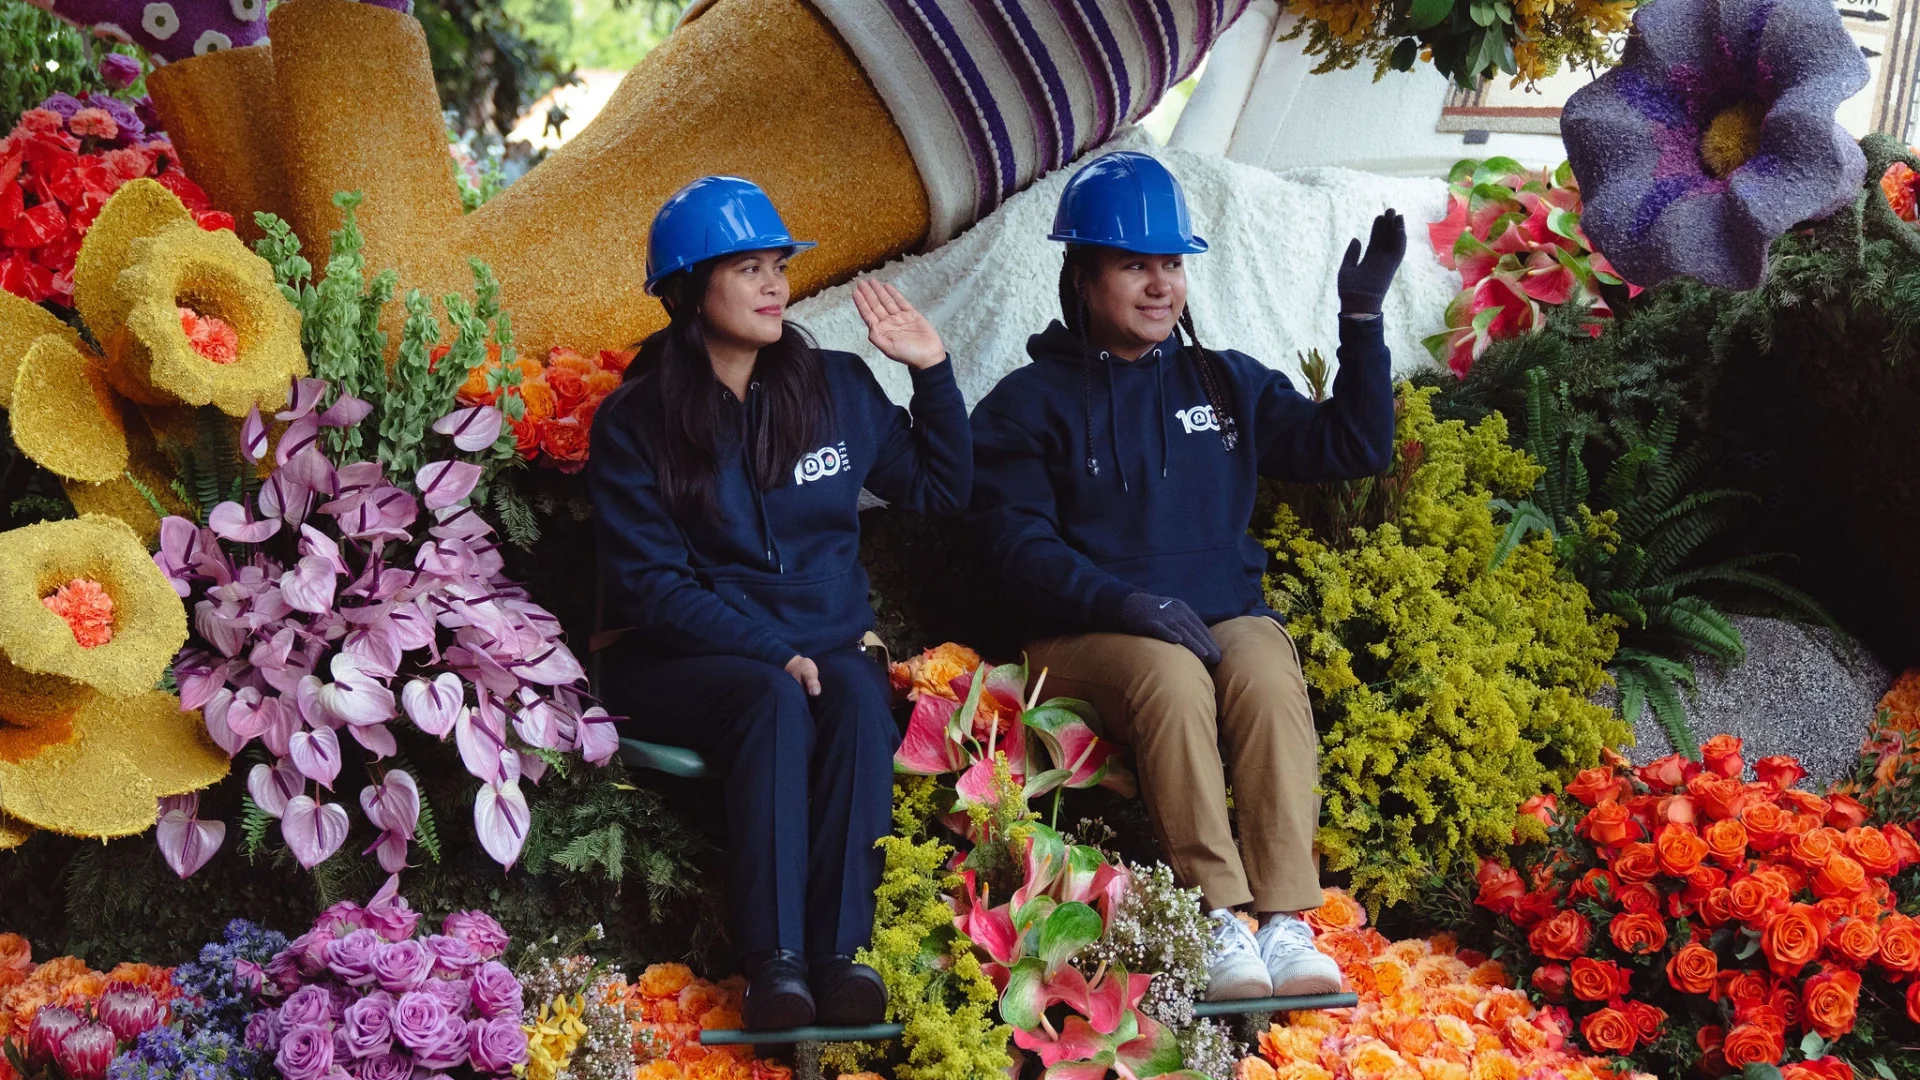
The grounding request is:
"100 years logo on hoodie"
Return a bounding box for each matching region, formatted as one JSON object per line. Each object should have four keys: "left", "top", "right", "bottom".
{"left": 794, "top": 442, "right": 851, "bottom": 484}
{"left": 1176, "top": 405, "right": 1220, "bottom": 434}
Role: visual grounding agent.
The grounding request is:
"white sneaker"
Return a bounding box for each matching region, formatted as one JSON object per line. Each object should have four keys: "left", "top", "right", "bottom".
{"left": 1256, "top": 913, "right": 1344, "bottom": 996}
{"left": 1204, "top": 909, "right": 1273, "bottom": 1002}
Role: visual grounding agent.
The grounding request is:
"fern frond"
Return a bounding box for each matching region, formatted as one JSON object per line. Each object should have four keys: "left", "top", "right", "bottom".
{"left": 239, "top": 795, "right": 273, "bottom": 859}
{"left": 1644, "top": 594, "right": 1746, "bottom": 664}
{"left": 125, "top": 471, "right": 173, "bottom": 523}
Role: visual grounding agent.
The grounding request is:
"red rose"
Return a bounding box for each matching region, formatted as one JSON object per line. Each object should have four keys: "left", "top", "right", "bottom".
{"left": 1884, "top": 823, "right": 1920, "bottom": 870}
{"left": 1569, "top": 867, "right": 1617, "bottom": 903}
{"left": 1518, "top": 793, "right": 1560, "bottom": 828}
{"left": 1784, "top": 1059, "right": 1856, "bottom": 1080}
{"left": 1802, "top": 967, "right": 1862, "bottom": 1039}
{"left": 1529, "top": 910, "right": 1593, "bottom": 961}
{"left": 1687, "top": 774, "right": 1749, "bottom": 821}
{"left": 1623, "top": 999, "right": 1666, "bottom": 1041}
{"left": 1638, "top": 754, "right": 1696, "bottom": 792}
{"left": 1569, "top": 957, "right": 1631, "bottom": 1002}
{"left": 1826, "top": 793, "right": 1871, "bottom": 829}
{"left": 1700, "top": 734, "right": 1744, "bottom": 779}
{"left": 1906, "top": 980, "right": 1920, "bottom": 1024}
{"left": 1683, "top": 865, "right": 1727, "bottom": 902}
{"left": 1609, "top": 912, "right": 1669, "bottom": 956}
{"left": 1510, "top": 889, "right": 1560, "bottom": 929}
{"left": 1722, "top": 1017, "right": 1785, "bottom": 1068}
{"left": 1753, "top": 755, "right": 1807, "bottom": 791}
{"left": 1699, "top": 887, "right": 1735, "bottom": 928}
{"left": 1530, "top": 963, "right": 1569, "bottom": 1003}
{"left": 1475, "top": 859, "right": 1526, "bottom": 915}
{"left": 1617, "top": 883, "right": 1661, "bottom": 915}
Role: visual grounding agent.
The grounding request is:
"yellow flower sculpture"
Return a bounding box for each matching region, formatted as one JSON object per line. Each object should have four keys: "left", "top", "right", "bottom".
{"left": 0, "top": 179, "right": 305, "bottom": 538}
{"left": 0, "top": 515, "right": 227, "bottom": 847}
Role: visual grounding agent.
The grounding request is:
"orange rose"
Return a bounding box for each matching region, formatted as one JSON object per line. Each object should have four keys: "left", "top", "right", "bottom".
{"left": 1783, "top": 1060, "right": 1857, "bottom": 1080}
{"left": 1704, "top": 818, "right": 1749, "bottom": 867}
{"left": 0, "top": 935, "right": 28, "bottom": 978}
{"left": 1845, "top": 827, "right": 1900, "bottom": 877}
{"left": 1729, "top": 876, "right": 1783, "bottom": 927}
{"left": 539, "top": 416, "right": 591, "bottom": 465}
{"left": 1305, "top": 889, "right": 1366, "bottom": 933}
{"left": 1691, "top": 775, "right": 1755, "bottom": 823}
{"left": 1780, "top": 788, "right": 1832, "bottom": 818}
{"left": 1658, "top": 793, "right": 1698, "bottom": 825}
{"left": 1700, "top": 734, "right": 1744, "bottom": 778}
{"left": 1908, "top": 980, "right": 1920, "bottom": 1025}
{"left": 1609, "top": 912, "right": 1668, "bottom": 955}
{"left": 1789, "top": 828, "right": 1843, "bottom": 871}
{"left": 1700, "top": 887, "right": 1735, "bottom": 928}
{"left": 1830, "top": 917, "right": 1881, "bottom": 968}
{"left": 1743, "top": 802, "right": 1792, "bottom": 851}
{"left": 1578, "top": 1006, "right": 1637, "bottom": 1054}
{"left": 1766, "top": 983, "right": 1804, "bottom": 1032}
{"left": 1582, "top": 802, "right": 1641, "bottom": 847}
{"left": 1818, "top": 897, "right": 1855, "bottom": 925}
{"left": 1802, "top": 967, "right": 1862, "bottom": 1039}
{"left": 1720, "top": 969, "right": 1770, "bottom": 1008}
{"left": 1569, "top": 957, "right": 1631, "bottom": 1002}
{"left": 1762, "top": 864, "right": 1805, "bottom": 897}
{"left": 1638, "top": 754, "right": 1695, "bottom": 792}
{"left": 1885, "top": 823, "right": 1920, "bottom": 870}
{"left": 1683, "top": 865, "right": 1728, "bottom": 903}
{"left": 1754, "top": 755, "right": 1808, "bottom": 791}
{"left": 1721, "top": 1018, "right": 1784, "bottom": 1068}
{"left": 1474, "top": 860, "right": 1526, "bottom": 916}
{"left": 1611, "top": 841, "right": 1658, "bottom": 883}
{"left": 1617, "top": 883, "right": 1661, "bottom": 915}
{"left": 1813, "top": 854, "right": 1868, "bottom": 899}
{"left": 1624, "top": 794, "right": 1662, "bottom": 832}
{"left": 1879, "top": 912, "right": 1920, "bottom": 974}
{"left": 1761, "top": 903, "right": 1830, "bottom": 977}
{"left": 519, "top": 376, "right": 558, "bottom": 423}
{"left": 1528, "top": 910, "right": 1593, "bottom": 961}
{"left": 1623, "top": 999, "right": 1666, "bottom": 1041}
{"left": 1569, "top": 867, "right": 1617, "bottom": 903}
{"left": 1518, "top": 793, "right": 1560, "bottom": 828}
{"left": 1826, "top": 793, "right": 1871, "bottom": 829}
{"left": 1657, "top": 823, "right": 1709, "bottom": 877}
{"left": 1530, "top": 963, "right": 1570, "bottom": 1003}
{"left": 1566, "top": 766, "right": 1627, "bottom": 806}
{"left": 1666, "top": 943, "right": 1718, "bottom": 995}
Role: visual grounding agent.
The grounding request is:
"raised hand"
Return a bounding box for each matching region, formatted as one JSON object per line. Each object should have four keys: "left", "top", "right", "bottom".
{"left": 1337, "top": 209, "right": 1407, "bottom": 316}
{"left": 852, "top": 280, "right": 946, "bottom": 369}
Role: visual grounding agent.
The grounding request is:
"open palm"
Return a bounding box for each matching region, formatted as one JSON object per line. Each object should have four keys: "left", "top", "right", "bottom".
{"left": 853, "top": 280, "right": 945, "bottom": 369}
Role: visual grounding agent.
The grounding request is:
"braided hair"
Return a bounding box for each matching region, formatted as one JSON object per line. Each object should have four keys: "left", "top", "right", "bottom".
{"left": 1058, "top": 248, "right": 1240, "bottom": 478}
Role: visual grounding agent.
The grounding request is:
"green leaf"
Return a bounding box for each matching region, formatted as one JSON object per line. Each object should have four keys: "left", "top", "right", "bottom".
{"left": 1742, "top": 1065, "right": 1784, "bottom": 1080}
{"left": 1872, "top": 1058, "right": 1896, "bottom": 1080}
{"left": 998, "top": 957, "right": 1048, "bottom": 1031}
{"left": 1408, "top": 0, "right": 1454, "bottom": 29}
{"left": 1035, "top": 901, "right": 1103, "bottom": 974}
{"left": 1799, "top": 1031, "right": 1827, "bottom": 1059}
{"left": 1474, "top": 156, "right": 1527, "bottom": 184}
{"left": 1390, "top": 36, "right": 1420, "bottom": 70}
{"left": 1553, "top": 159, "right": 1575, "bottom": 187}
{"left": 1735, "top": 929, "right": 1762, "bottom": 960}
{"left": 1468, "top": 0, "right": 1496, "bottom": 27}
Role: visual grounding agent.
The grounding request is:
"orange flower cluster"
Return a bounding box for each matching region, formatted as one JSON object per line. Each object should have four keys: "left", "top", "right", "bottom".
{"left": 453, "top": 345, "right": 632, "bottom": 472}
{"left": 1481, "top": 736, "right": 1920, "bottom": 1073}
{"left": 622, "top": 963, "right": 790, "bottom": 1080}
{"left": 1236, "top": 892, "right": 1644, "bottom": 1080}
{"left": 1860, "top": 669, "right": 1920, "bottom": 793}
{"left": 40, "top": 579, "right": 114, "bottom": 648}
{"left": 888, "top": 642, "right": 983, "bottom": 702}
{"left": 1882, "top": 161, "right": 1920, "bottom": 223}
{"left": 0, "top": 935, "right": 175, "bottom": 1080}
{"left": 177, "top": 307, "right": 239, "bottom": 365}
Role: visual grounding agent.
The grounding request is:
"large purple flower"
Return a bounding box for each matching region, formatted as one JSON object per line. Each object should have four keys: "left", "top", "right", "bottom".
{"left": 1563, "top": 0, "right": 1870, "bottom": 289}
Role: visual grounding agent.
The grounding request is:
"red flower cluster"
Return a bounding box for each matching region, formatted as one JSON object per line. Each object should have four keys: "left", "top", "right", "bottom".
{"left": 1, "top": 99, "right": 231, "bottom": 306}
{"left": 452, "top": 344, "right": 632, "bottom": 471}
{"left": 1478, "top": 736, "right": 1920, "bottom": 1073}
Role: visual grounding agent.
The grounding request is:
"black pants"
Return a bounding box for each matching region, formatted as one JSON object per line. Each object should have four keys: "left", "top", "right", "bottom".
{"left": 604, "top": 642, "right": 900, "bottom": 957}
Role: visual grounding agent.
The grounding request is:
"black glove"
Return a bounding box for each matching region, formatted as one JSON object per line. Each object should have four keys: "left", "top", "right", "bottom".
{"left": 1118, "top": 592, "right": 1222, "bottom": 665}
{"left": 1337, "top": 209, "right": 1406, "bottom": 316}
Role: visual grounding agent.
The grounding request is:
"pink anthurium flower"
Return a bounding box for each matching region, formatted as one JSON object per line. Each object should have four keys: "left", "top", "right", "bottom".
{"left": 319, "top": 393, "right": 372, "bottom": 428}
{"left": 474, "top": 753, "right": 529, "bottom": 869}
{"left": 239, "top": 406, "right": 268, "bottom": 463}
{"left": 208, "top": 501, "right": 282, "bottom": 544}
{"left": 402, "top": 673, "right": 465, "bottom": 737}
{"left": 288, "top": 725, "right": 343, "bottom": 789}
{"left": 433, "top": 405, "right": 504, "bottom": 451}
{"left": 282, "top": 795, "right": 350, "bottom": 868}
{"left": 894, "top": 694, "right": 968, "bottom": 775}
{"left": 576, "top": 707, "right": 620, "bottom": 767}
{"left": 156, "top": 794, "right": 225, "bottom": 878}
{"left": 416, "top": 460, "right": 482, "bottom": 511}
{"left": 249, "top": 759, "right": 304, "bottom": 818}
{"left": 278, "top": 378, "right": 327, "bottom": 421}
{"left": 317, "top": 654, "right": 397, "bottom": 728}
{"left": 280, "top": 556, "right": 338, "bottom": 614}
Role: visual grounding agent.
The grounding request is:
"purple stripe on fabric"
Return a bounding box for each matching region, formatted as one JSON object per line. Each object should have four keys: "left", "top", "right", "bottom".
{"left": 1071, "top": 0, "right": 1135, "bottom": 137}
{"left": 1121, "top": 0, "right": 1170, "bottom": 114}
{"left": 973, "top": 0, "right": 1064, "bottom": 176}
{"left": 1149, "top": 0, "right": 1182, "bottom": 98}
{"left": 997, "top": 0, "right": 1078, "bottom": 172}
{"left": 913, "top": 0, "right": 1020, "bottom": 204}
{"left": 877, "top": 0, "right": 996, "bottom": 218}
{"left": 1047, "top": 0, "right": 1116, "bottom": 150}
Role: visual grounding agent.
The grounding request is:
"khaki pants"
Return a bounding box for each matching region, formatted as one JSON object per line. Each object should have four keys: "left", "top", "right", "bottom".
{"left": 1027, "top": 616, "right": 1322, "bottom": 913}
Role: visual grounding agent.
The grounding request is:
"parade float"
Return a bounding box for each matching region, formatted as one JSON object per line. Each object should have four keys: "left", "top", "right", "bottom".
{"left": 2, "top": 0, "right": 1917, "bottom": 1075}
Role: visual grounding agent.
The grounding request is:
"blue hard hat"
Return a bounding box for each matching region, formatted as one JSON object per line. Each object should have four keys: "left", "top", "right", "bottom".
{"left": 1048, "top": 151, "right": 1208, "bottom": 255}
{"left": 645, "top": 175, "right": 816, "bottom": 294}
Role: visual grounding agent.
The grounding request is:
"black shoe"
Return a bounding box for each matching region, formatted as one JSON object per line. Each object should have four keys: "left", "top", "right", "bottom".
{"left": 742, "top": 950, "right": 815, "bottom": 1031}
{"left": 809, "top": 954, "right": 887, "bottom": 1026}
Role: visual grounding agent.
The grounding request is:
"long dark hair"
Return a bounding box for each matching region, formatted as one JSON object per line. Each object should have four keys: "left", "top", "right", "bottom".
{"left": 1058, "top": 247, "right": 1241, "bottom": 470}
{"left": 623, "top": 256, "right": 830, "bottom": 523}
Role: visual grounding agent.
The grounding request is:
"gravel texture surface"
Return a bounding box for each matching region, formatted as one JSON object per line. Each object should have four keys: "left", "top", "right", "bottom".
{"left": 1616, "top": 615, "right": 1891, "bottom": 786}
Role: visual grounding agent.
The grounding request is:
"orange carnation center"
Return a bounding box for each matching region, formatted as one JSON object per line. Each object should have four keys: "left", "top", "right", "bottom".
{"left": 41, "top": 578, "right": 114, "bottom": 648}
{"left": 178, "top": 307, "right": 239, "bottom": 364}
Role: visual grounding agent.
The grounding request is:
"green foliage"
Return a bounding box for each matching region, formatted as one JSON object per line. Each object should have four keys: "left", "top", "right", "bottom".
{"left": 1260, "top": 384, "right": 1626, "bottom": 909}
{"left": 414, "top": 0, "right": 575, "bottom": 137}
{"left": 827, "top": 777, "right": 1010, "bottom": 1080}
{"left": 503, "top": 0, "right": 675, "bottom": 73}
{"left": 0, "top": 0, "right": 126, "bottom": 125}
{"left": 519, "top": 763, "right": 706, "bottom": 912}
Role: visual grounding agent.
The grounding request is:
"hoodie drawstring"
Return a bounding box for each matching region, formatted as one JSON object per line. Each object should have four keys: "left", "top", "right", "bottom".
{"left": 1103, "top": 359, "right": 1128, "bottom": 493}
{"left": 1153, "top": 347, "right": 1169, "bottom": 479}
{"left": 740, "top": 382, "right": 784, "bottom": 573}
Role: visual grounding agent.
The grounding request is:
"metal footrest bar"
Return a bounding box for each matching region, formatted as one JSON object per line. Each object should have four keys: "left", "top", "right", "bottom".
{"left": 696, "top": 1023, "right": 904, "bottom": 1046}
{"left": 1191, "top": 992, "right": 1358, "bottom": 1017}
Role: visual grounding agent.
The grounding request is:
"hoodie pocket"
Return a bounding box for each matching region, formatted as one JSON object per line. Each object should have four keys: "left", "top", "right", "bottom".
{"left": 706, "top": 565, "right": 871, "bottom": 650}
{"left": 1092, "top": 541, "right": 1264, "bottom": 624}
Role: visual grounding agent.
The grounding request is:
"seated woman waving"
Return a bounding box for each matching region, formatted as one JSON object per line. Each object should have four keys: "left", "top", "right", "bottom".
{"left": 588, "top": 176, "right": 970, "bottom": 1030}
{"left": 967, "top": 151, "right": 1403, "bottom": 1002}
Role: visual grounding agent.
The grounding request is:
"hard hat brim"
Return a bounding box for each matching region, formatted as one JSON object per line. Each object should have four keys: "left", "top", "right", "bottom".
{"left": 644, "top": 239, "right": 818, "bottom": 295}
{"left": 1047, "top": 232, "right": 1210, "bottom": 255}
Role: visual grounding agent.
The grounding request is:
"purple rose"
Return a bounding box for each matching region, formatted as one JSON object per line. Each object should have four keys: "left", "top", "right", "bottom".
{"left": 277, "top": 1025, "right": 336, "bottom": 1080}
{"left": 422, "top": 979, "right": 469, "bottom": 1014}
{"left": 467, "top": 963, "right": 521, "bottom": 1020}
{"left": 265, "top": 949, "right": 304, "bottom": 992}
{"left": 353, "top": 1053, "right": 415, "bottom": 1080}
{"left": 235, "top": 959, "right": 267, "bottom": 996}
{"left": 317, "top": 901, "right": 370, "bottom": 937}
{"left": 339, "top": 992, "right": 395, "bottom": 1059}
{"left": 410, "top": 1016, "right": 469, "bottom": 1072}
{"left": 327, "top": 930, "right": 384, "bottom": 987}
{"left": 99, "top": 54, "right": 142, "bottom": 91}
{"left": 82, "top": 93, "right": 143, "bottom": 142}
{"left": 439, "top": 912, "right": 507, "bottom": 960}
{"left": 245, "top": 1010, "right": 280, "bottom": 1052}
{"left": 38, "top": 93, "right": 83, "bottom": 120}
{"left": 422, "top": 936, "right": 478, "bottom": 978}
{"left": 390, "top": 992, "right": 450, "bottom": 1053}
{"left": 465, "top": 1018, "right": 528, "bottom": 1075}
{"left": 372, "top": 940, "right": 433, "bottom": 994}
{"left": 363, "top": 882, "right": 421, "bottom": 942}
{"left": 287, "top": 926, "right": 339, "bottom": 975}
{"left": 280, "top": 986, "right": 335, "bottom": 1029}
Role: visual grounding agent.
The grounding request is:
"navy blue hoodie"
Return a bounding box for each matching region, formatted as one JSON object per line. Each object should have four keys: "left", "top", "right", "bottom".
{"left": 589, "top": 352, "right": 971, "bottom": 667}
{"left": 968, "top": 317, "right": 1394, "bottom": 638}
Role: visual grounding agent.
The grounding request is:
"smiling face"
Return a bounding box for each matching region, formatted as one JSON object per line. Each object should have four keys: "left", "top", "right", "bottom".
{"left": 1075, "top": 246, "right": 1188, "bottom": 359}
{"left": 699, "top": 249, "right": 792, "bottom": 352}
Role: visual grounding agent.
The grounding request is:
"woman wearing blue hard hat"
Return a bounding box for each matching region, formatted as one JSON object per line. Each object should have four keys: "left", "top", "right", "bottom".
{"left": 588, "top": 175, "right": 971, "bottom": 1029}
{"left": 968, "top": 150, "right": 1403, "bottom": 1003}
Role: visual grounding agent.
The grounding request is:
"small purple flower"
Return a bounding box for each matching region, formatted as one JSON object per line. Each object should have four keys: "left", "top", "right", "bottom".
{"left": 389, "top": 992, "right": 450, "bottom": 1054}
{"left": 439, "top": 912, "right": 508, "bottom": 960}
{"left": 326, "top": 930, "right": 384, "bottom": 987}
{"left": 421, "top": 936, "right": 477, "bottom": 978}
{"left": 279, "top": 985, "right": 335, "bottom": 1029}
{"left": 276, "top": 1026, "right": 336, "bottom": 1080}
{"left": 464, "top": 1018, "right": 528, "bottom": 1075}
{"left": 1563, "top": 0, "right": 1871, "bottom": 289}
{"left": 467, "top": 963, "right": 522, "bottom": 1020}
{"left": 371, "top": 940, "right": 434, "bottom": 995}
{"left": 339, "top": 993, "right": 396, "bottom": 1059}
{"left": 353, "top": 1052, "right": 415, "bottom": 1080}
{"left": 99, "top": 54, "right": 143, "bottom": 91}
